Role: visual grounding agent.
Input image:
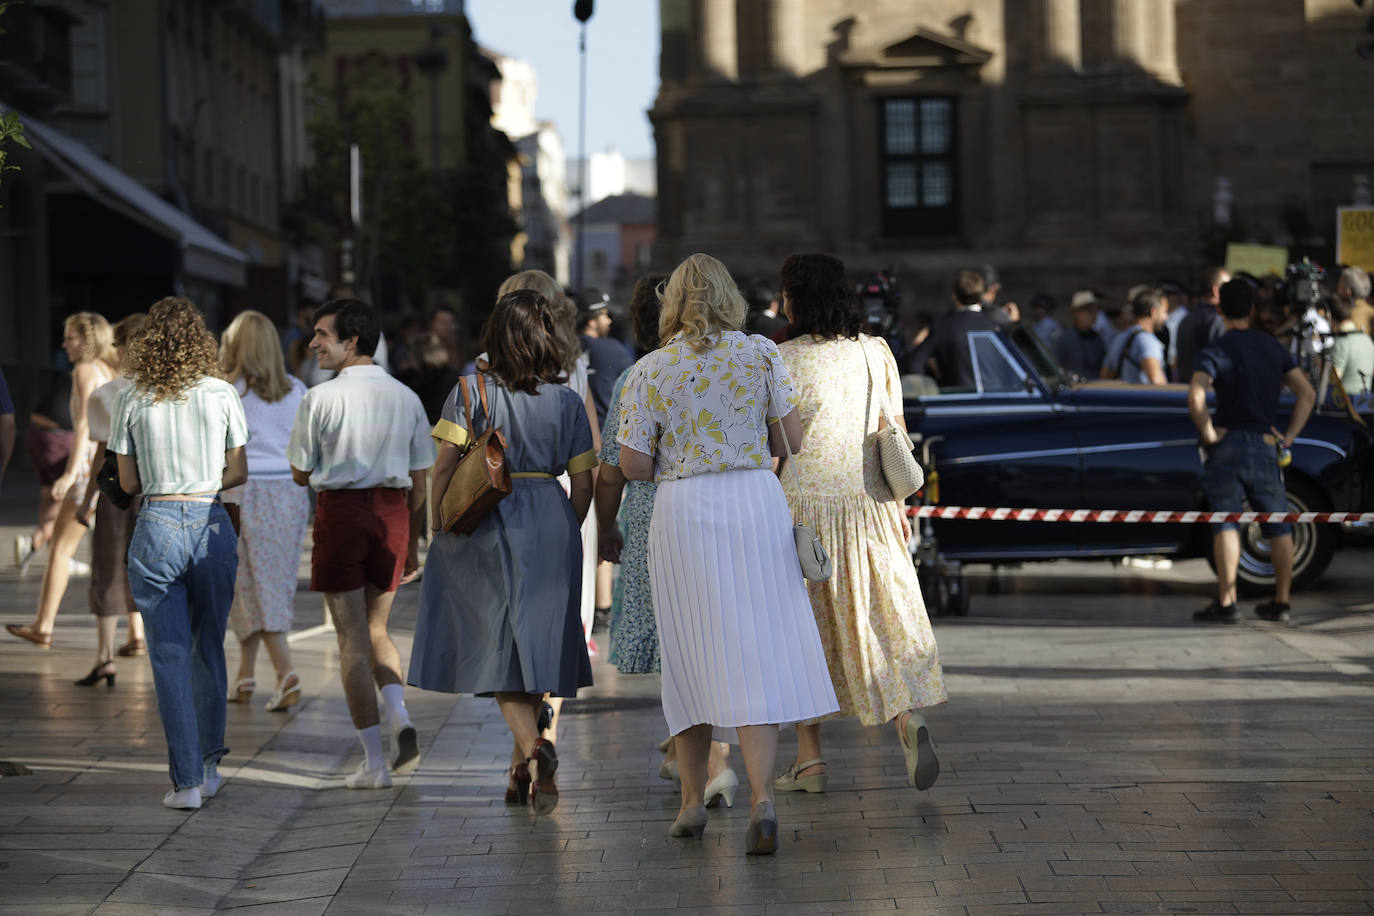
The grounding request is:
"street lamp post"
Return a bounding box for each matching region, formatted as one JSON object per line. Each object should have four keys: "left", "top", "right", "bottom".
{"left": 415, "top": 24, "right": 450, "bottom": 172}
{"left": 574, "top": 0, "right": 593, "bottom": 290}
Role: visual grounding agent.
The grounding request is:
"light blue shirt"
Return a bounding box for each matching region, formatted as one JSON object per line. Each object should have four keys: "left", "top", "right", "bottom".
{"left": 109, "top": 377, "right": 249, "bottom": 494}
{"left": 1104, "top": 326, "right": 1165, "bottom": 384}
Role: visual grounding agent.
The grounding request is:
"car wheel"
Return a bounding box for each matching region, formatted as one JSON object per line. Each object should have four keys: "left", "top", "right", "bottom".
{"left": 1208, "top": 476, "right": 1338, "bottom": 597}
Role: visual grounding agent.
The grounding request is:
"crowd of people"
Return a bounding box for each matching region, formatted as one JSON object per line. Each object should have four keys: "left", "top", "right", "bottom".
{"left": 3, "top": 248, "right": 1364, "bottom": 852}
{"left": 0, "top": 254, "right": 947, "bottom": 857}
{"left": 1002, "top": 265, "right": 1373, "bottom": 395}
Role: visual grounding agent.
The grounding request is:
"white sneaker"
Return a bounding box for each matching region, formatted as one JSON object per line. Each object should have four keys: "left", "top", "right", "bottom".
{"left": 345, "top": 761, "right": 392, "bottom": 789}
{"left": 162, "top": 786, "right": 202, "bottom": 810}
{"left": 202, "top": 773, "right": 223, "bottom": 798}
{"left": 391, "top": 722, "right": 419, "bottom": 775}
{"left": 14, "top": 535, "right": 33, "bottom": 573}
{"left": 68, "top": 558, "right": 91, "bottom": 577}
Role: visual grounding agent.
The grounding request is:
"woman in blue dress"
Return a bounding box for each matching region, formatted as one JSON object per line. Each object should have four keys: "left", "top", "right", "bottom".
{"left": 409, "top": 290, "right": 598, "bottom": 815}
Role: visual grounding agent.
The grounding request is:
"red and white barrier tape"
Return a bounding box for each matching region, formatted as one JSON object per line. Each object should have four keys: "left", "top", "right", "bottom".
{"left": 906, "top": 506, "right": 1374, "bottom": 524}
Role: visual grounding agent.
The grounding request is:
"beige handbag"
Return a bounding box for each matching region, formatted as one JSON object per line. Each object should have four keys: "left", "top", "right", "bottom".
{"left": 863, "top": 339, "right": 924, "bottom": 502}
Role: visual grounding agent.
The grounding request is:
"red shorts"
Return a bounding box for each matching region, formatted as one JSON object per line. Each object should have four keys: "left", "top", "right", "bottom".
{"left": 311, "top": 488, "right": 410, "bottom": 594}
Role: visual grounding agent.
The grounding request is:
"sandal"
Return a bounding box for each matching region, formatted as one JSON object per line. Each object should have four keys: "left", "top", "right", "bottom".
{"left": 227, "top": 677, "right": 255, "bottom": 704}
{"left": 264, "top": 672, "right": 301, "bottom": 712}
{"left": 899, "top": 711, "right": 940, "bottom": 790}
{"left": 6, "top": 624, "right": 52, "bottom": 649}
{"left": 774, "top": 757, "right": 828, "bottom": 793}
{"left": 116, "top": 638, "right": 146, "bottom": 657}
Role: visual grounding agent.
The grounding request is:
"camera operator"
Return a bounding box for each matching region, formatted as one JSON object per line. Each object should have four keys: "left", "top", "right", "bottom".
{"left": 1188, "top": 279, "right": 1316, "bottom": 626}
{"left": 1336, "top": 267, "right": 1372, "bottom": 337}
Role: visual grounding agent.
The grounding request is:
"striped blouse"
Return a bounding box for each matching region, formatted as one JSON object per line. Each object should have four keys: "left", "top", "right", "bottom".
{"left": 109, "top": 377, "right": 249, "bottom": 495}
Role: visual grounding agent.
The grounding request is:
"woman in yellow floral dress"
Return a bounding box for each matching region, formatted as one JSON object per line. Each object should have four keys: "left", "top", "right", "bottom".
{"left": 774, "top": 253, "right": 946, "bottom": 793}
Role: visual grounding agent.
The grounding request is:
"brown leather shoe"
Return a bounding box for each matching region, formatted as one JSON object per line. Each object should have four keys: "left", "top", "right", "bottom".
{"left": 6, "top": 624, "right": 53, "bottom": 649}
{"left": 115, "top": 638, "right": 146, "bottom": 657}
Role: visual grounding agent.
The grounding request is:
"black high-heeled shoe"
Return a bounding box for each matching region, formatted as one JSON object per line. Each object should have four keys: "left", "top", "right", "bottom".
{"left": 75, "top": 662, "right": 116, "bottom": 688}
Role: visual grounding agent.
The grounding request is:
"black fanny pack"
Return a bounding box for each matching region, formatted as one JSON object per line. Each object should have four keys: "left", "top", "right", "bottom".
{"left": 96, "top": 453, "right": 134, "bottom": 511}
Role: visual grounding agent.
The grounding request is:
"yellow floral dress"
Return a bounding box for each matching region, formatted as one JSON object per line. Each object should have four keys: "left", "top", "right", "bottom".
{"left": 778, "top": 334, "right": 947, "bottom": 725}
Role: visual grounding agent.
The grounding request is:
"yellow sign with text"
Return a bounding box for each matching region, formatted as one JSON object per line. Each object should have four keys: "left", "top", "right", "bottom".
{"left": 1337, "top": 207, "right": 1374, "bottom": 270}
{"left": 1224, "top": 243, "right": 1287, "bottom": 279}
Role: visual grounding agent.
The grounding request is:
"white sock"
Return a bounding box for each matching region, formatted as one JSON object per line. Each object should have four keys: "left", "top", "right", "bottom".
{"left": 358, "top": 726, "right": 385, "bottom": 770}
{"left": 381, "top": 684, "right": 410, "bottom": 727}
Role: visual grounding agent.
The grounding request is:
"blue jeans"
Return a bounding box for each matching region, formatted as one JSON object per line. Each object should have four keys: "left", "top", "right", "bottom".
{"left": 127, "top": 500, "right": 238, "bottom": 790}
{"left": 1201, "top": 430, "right": 1292, "bottom": 538}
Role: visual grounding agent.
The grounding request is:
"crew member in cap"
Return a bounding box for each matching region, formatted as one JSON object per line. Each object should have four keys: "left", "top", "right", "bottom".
{"left": 576, "top": 296, "right": 634, "bottom": 431}
{"left": 1055, "top": 290, "right": 1108, "bottom": 377}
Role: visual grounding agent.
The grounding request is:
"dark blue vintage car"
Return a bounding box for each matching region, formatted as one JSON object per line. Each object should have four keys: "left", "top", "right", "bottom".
{"left": 904, "top": 324, "right": 1373, "bottom": 614}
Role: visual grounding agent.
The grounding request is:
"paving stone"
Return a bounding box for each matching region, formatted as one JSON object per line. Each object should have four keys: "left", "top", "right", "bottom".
{"left": 2, "top": 515, "right": 1373, "bottom": 913}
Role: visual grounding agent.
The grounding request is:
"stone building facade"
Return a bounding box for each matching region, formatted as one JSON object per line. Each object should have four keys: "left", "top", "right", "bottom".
{"left": 650, "top": 0, "right": 1374, "bottom": 309}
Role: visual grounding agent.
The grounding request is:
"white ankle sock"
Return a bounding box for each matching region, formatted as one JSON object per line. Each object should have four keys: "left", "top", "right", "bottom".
{"left": 381, "top": 684, "right": 410, "bottom": 726}
{"left": 357, "top": 725, "right": 385, "bottom": 770}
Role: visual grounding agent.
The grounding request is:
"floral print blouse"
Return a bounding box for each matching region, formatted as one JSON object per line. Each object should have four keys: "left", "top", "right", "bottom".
{"left": 617, "top": 331, "right": 799, "bottom": 482}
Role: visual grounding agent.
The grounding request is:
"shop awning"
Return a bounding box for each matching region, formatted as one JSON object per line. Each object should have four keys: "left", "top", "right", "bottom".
{"left": 7, "top": 107, "right": 249, "bottom": 288}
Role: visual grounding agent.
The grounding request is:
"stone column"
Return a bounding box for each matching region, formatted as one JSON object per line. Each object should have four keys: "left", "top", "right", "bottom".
{"left": 1110, "top": 0, "right": 1150, "bottom": 71}
{"left": 768, "top": 0, "right": 805, "bottom": 77}
{"left": 1037, "top": 0, "right": 1081, "bottom": 72}
{"left": 694, "top": 0, "right": 737, "bottom": 82}
{"left": 1148, "top": 0, "right": 1180, "bottom": 83}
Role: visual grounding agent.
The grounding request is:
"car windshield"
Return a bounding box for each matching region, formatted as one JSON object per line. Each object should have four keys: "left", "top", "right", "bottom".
{"left": 1010, "top": 325, "right": 1074, "bottom": 388}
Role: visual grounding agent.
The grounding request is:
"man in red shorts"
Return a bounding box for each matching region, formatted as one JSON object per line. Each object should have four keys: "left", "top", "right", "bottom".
{"left": 288, "top": 299, "right": 435, "bottom": 788}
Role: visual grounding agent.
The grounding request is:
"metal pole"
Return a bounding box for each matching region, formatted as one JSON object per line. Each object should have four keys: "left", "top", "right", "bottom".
{"left": 576, "top": 20, "right": 587, "bottom": 289}
{"left": 429, "top": 25, "right": 442, "bottom": 171}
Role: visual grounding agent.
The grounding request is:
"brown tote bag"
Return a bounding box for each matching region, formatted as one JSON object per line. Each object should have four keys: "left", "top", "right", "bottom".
{"left": 439, "top": 372, "right": 513, "bottom": 535}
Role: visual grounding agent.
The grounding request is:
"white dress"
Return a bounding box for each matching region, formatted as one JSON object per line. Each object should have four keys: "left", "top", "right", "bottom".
{"left": 618, "top": 331, "right": 838, "bottom": 735}
{"left": 562, "top": 353, "right": 598, "bottom": 642}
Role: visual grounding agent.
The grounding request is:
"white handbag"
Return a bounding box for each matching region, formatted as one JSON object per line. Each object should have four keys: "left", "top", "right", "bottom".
{"left": 768, "top": 355, "right": 833, "bottom": 582}
{"left": 862, "top": 340, "right": 924, "bottom": 501}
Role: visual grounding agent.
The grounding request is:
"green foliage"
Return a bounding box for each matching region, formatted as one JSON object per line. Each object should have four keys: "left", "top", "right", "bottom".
{"left": 0, "top": 3, "right": 30, "bottom": 199}
{"left": 299, "top": 75, "right": 515, "bottom": 320}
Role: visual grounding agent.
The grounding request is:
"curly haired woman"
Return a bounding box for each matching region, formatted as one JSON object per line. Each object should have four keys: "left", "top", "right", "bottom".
{"left": 109, "top": 297, "right": 248, "bottom": 810}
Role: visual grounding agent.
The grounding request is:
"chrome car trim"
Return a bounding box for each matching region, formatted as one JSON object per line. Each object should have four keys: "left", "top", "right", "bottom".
{"left": 1079, "top": 439, "right": 1197, "bottom": 455}
{"left": 1295, "top": 436, "right": 1346, "bottom": 459}
{"left": 939, "top": 438, "right": 1191, "bottom": 466}
{"left": 919, "top": 404, "right": 1056, "bottom": 417}
{"left": 940, "top": 446, "right": 1079, "bottom": 465}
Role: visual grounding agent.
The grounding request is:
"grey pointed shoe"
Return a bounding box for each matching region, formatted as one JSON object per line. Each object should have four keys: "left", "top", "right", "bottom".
{"left": 669, "top": 804, "right": 708, "bottom": 839}
{"left": 745, "top": 800, "right": 777, "bottom": 856}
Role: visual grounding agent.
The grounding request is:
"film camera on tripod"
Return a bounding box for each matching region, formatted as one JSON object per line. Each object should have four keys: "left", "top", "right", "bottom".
{"left": 1282, "top": 258, "right": 1333, "bottom": 372}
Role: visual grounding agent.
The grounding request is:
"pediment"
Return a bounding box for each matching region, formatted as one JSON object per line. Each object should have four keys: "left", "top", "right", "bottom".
{"left": 840, "top": 27, "right": 993, "bottom": 70}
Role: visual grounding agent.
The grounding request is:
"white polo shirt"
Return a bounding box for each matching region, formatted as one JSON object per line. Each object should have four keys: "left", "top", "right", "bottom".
{"left": 287, "top": 364, "right": 435, "bottom": 491}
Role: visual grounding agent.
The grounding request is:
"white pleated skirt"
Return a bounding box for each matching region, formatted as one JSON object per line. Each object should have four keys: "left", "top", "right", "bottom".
{"left": 649, "top": 468, "right": 840, "bottom": 736}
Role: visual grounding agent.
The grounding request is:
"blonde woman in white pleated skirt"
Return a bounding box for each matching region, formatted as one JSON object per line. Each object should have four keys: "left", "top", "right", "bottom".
{"left": 618, "top": 253, "right": 838, "bottom": 856}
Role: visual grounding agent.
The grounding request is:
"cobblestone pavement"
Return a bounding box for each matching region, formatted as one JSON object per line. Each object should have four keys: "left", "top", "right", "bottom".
{"left": 0, "top": 467, "right": 1372, "bottom": 915}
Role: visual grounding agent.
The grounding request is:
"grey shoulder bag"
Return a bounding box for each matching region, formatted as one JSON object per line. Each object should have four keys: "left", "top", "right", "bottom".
{"left": 768, "top": 349, "right": 833, "bottom": 582}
